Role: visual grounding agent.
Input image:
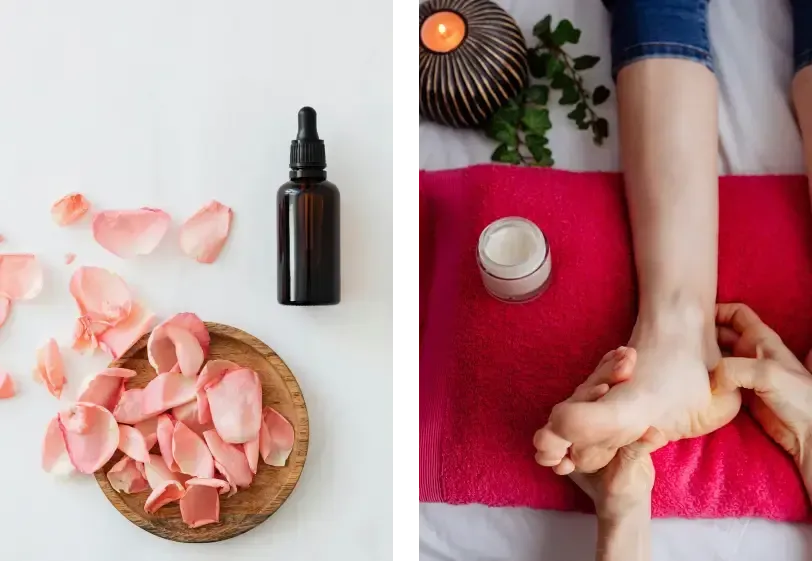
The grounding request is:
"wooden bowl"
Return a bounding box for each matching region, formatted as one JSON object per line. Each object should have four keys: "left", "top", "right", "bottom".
{"left": 94, "top": 322, "right": 309, "bottom": 543}
{"left": 419, "top": 0, "right": 529, "bottom": 127}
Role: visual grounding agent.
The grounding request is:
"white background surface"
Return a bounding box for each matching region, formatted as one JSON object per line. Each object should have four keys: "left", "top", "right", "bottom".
{"left": 0, "top": 2, "right": 392, "bottom": 560}
{"left": 420, "top": 0, "right": 812, "bottom": 559}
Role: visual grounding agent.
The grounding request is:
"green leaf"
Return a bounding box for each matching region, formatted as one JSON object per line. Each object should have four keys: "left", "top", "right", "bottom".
{"left": 546, "top": 56, "right": 564, "bottom": 79}
{"left": 551, "top": 19, "right": 581, "bottom": 46}
{"left": 526, "top": 85, "right": 549, "bottom": 105}
{"left": 525, "top": 133, "right": 549, "bottom": 162}
{"left": 566, "top": 102, "right": 588, "bottom": 126}
{"left": 591, "top": 117, "right": 609, "bottom": 145}
{"left": 532, "top": 15, "right": 552, "bottom": 39}
{"left": 573, "top": 55, "right": 600, "bottom": 70}
{"left": 559, "top": 84, "right": 580, "bottom": 105}
{"left": 522, "top": 107, "right": 552, "bottom": 135}
{"left": 492, "top": 143, "right": 522, "bottom": 165}
{"left": 484, "top": 118, "right": 517, "bottom": 147}
{"left": 550, "top": 72, "right": 573, "bottom": 90}
{"left": 531, "top": 147, "right": 554, "bottom": 167}
{"left": 491, "top": 99, "right": 522, "bottom": 126}
{"left": 592, "top": 85, "right": 611, "bottom": 105}
{"left": 528, "top": 50, "right": 551, "bottom": 79}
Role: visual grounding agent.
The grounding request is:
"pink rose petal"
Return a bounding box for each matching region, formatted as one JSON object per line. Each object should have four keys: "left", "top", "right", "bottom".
{"left": 259, "top": 407, "right": 295, "bottom": 467}
{"left": 98, "top": 302, "right": 157, "bottom": 359}
{"left": 33, "top": 339, "right": 66, "bottom": 399}
{"left": 203, "top": 430, "right": 253, "bottom": 490}
{"left": 0, "top": 296, "right": 10, "bottom": 329}
{"left": 64, "top": 253, "right": 76, "bottom": 265}
{"left": 172, "top": 398, "right": 213, "bottom": 435}
{"left": 0, "top": 254, "right": 43, "bottom": 300}
{"left": 244, "top": 435, "right": 259, "bottom": 474}
{"left": 143, "top": 453, "right": 189, "bottom": 488}
{"left": 113, "top": 388, "right": 145, "bottom": 424}
{"left": 142, "top": 372, "right": 197, "bottom": 417}
{"left": 0, "top": 371, "right": 15, "bottom": 399}
{"left": 71, "top": 316, "right": 105, "bottom": 354}
{"left": 144, "top": 480, "right": 185, "bottom": 514}
{"left": 206, "top": 368, "right": 262, "bottom": 443}
{"left": 157, "top": 414, "right": 179, "bottom": 471}
{"left": 213, "top": 460, "right": 238, "bottom": 498}
{"left": 159, "top": 313, "right": 210, "bottom": 356}
{"left": 107, "top": 456, "right": 148, "bottom": 494}
{"left": 118, "top": 424, "right": 151, "bottom": 463}
{"left": 172, "top": 421, "right": 214, "bottom": 478}
{"left": 179, "top": 200, "right": 233, "bottom": 264}
{"left": 147, "top": 324, "right": 204, "bottom": 377}
{"left": 92, "top": 208, "right": 171, "bottom": 258}
{"left": 180, "top": 479, "right": 227, "bottom": 528}
{"left": 58, "top": 403, "right": 120, "bottom": 474}
{"left": 69, "top": 266, "right": 132, "bottom": 326}
{"left": 77, "top": 368, "right": 136, "bottom": 411}
{"left": 196, "top": 359, "right": 240, "bottom": 391}
{"left": 134, "top": 416, "right": 159, "bottom": 451}
{"left": 42, "top": 417, "right": 74, "bottom": 475}
{"left": 51, "top": 193, "right": 90, "bottom": 226}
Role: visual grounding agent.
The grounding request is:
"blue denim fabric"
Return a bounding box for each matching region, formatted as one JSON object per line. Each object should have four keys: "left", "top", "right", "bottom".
{"left": 604, "top": 0, "right": 812, "bottom": 76}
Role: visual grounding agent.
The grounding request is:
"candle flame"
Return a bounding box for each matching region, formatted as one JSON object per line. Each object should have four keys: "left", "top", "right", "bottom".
{"left": 438, "top": 23, "right": 447, "bottom": 36}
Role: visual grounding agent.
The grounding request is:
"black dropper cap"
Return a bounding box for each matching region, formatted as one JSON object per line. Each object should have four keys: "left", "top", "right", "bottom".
{"left": 289, "top": 106, "right": 326, "bottom": 179}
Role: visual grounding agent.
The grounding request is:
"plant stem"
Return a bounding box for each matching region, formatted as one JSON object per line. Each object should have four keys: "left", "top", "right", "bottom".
{"left": 536, "top": 43, "right": 600, "bottom": 125}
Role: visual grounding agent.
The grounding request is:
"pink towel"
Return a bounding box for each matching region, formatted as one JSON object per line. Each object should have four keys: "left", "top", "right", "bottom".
{"left": 419, "top": 165, "right": 812, "bottom": 521}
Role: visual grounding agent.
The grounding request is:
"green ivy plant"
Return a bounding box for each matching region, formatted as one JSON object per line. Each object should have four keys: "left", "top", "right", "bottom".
{"left": 485, "top": 15, "right": 612, "bottom": 167}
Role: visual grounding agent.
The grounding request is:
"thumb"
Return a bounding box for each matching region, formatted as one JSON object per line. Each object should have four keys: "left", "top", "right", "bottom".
{"left": 625, "top": 427, "right": 667, "bottom": 456}
{"left": 712, "top": 356, "right": 775, "bottom": 393}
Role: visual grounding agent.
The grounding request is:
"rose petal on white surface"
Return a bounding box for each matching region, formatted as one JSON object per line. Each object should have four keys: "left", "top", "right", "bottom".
{"left": 71, "top": 316, "right": 105, "bottom": 354}
{"left": 118, "top": 424, "right": 151, "bottom": 463}
{"left": 196, "top": 359, "right": 240, "bottom": 391}
{"left": 58, "top": 403, "right": 120, "bottom": 474}
{"left": 144, "top": 480, "right": 185, "bottom": 514}
{"left": 172, "top": 421, "right": 214, "bottom": 478}
{"left": 203, "top": 430, "right": 253, "bottom": 490}
{"left": 180, "top": 481, "right": 222, "bottom": 528}
{"left": 42, "top": 417, "right": 74, "bottom": 475}
{"left": 134, "top": 416, "right": 160, "bottom": 451}
{"left": 69, "top": 266, "right": 132, "bottom": 326}
{"left": 0, "top": 371, "right": 15, "bottom": 399}
{"left": 0, "top": 296, "right": 10, "bottom": 329}
{"left": 76, "top": 368, "right": 136, "bottom": 411}
{"left": 113, "top": 388, "right": 145, "bottom": 424}
{"left": 158, "top": 313, "right": 210, "bottom": 356}
{"left": 156, "top": 414, "right": 179, "bottom": 471}
{"left": 0, "top": 254, "right": 43, "bottom": 300}
{"left": 147, "top": 324, "right": 204, "bottom": 377}
{"left": 107, "top": 456, "right": 148, "bottom": 494}
{"left": 259, "top": 406, "right": 295, "bottom": 467}
{"left": 33, "top": 338, "right": 66, "bottom": 399}
{"left": 92, "top": 208, "right": 171, "bottom": 258}
{"left": 179, "top": 200, "right": 233, "bottom": 264}
{"left": 98, "top": 302, "right": 156, "bottom": 359}
{"left": 244, "top": 435, "right": 259, "bottom": 474}
{"left": 64, "top": 253, "right": 76, "bottom": 265}
{"left": 172, "top": 399, "right": 213, "bottom": 435}
{"left": 206, "top": 368, "right": 262, "bottom": 444}
{"left": 51, "top": 193, "right": 90, "bottom": 226}
{"left": 142, "top": 372, "right": 197, "bottom": 417}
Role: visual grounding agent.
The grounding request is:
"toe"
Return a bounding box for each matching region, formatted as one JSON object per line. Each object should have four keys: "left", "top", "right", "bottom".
{"left": 552, "top": 457, "right": 575, "bottom": 475}
{"left": 533, "top": 424, "right": 571, "bottom": 460}
{"left": 570, "top": 444, "right": 618, "bottom": 474}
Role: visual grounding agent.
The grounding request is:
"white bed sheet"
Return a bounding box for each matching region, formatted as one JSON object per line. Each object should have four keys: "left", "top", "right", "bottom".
{"left": 419, "top": 0, "right": 812, "bottom": 559}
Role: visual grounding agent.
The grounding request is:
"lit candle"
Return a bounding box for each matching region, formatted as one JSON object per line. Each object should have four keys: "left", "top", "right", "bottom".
{"left": 420, "top": 11, "right": 466, "bottom": 53}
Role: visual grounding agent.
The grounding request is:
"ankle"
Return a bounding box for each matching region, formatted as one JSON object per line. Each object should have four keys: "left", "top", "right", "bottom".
{"left": 631, "top": 303, "right": 719, "bottom": 367}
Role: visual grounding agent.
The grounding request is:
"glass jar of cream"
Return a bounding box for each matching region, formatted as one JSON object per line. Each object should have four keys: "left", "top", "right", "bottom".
{"left": 476, "top": 217, "right": 551, "bottom": 303}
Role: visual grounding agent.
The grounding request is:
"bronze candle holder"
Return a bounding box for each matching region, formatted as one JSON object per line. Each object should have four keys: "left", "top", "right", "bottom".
{"left": 419, "top": 0, "right": 529, "bottom": 128}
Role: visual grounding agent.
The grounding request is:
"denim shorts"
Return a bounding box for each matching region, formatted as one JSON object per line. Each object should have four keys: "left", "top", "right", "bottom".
{"left": 603, "top": 0, "right": 812, "bottom": 76}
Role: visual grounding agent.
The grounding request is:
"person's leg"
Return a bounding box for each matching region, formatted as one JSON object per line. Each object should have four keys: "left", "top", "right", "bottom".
{"left": 791, "top": 1, "right": 812, "bottom": 205}
{"left": 535, "top": 0, "right": 729, "bottom": 473}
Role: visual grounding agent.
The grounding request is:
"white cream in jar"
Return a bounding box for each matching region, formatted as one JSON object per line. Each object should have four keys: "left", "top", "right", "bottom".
{"left": 476, "top": 217, "right": 551, "bottom": 302}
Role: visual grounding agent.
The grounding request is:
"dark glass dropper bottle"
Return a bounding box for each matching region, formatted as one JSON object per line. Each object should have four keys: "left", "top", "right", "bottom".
{"left": 277, "top": 107, "right": 341, "bottom": 305}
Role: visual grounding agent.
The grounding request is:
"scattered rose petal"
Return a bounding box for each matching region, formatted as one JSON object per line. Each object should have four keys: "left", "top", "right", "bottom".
{"left": 203, "top": 430, "right": 253, "bottom": 490}
{"left": 244, "top": 435, "right": 259, "bottom": 474}
{"left": 196, "top": 359, "right": 240, "bottom": 391}
{"left": 144, "top": 480, "right": 185, "bottom": 513}
{"left": 0, "top": 254, "right": 43, "bottom": 300}
{"left": 51, "top": 193, "right": 90, "bottom": 226}
{"left": 172, "top": 399, "right": 213, "bottom": 435}
{"left": 173, "top": 421, "right": 214, "bottom": 478}
{"left": 77, "top": 368, "right": 136, "bottom": 411}
{"left": 156, "top": 414, "right": 179, "bottom": 471}
{"left": 118, "top": 424, "right": 151, "bottom": 463}
{"left": 144, "top": 453, "right": 189, "bottom": 488}
{"left": 33, "top": 339, "right": 66, "bottom": 398}
{"left": 64, "top": 253, "right": 76, "bottom": 265}
{"left": 158, "top": 313, "right": 210, "bottom": 356}
{"left": 42, "top": 417, "right": 74, "bottom": 476}
{"left": 0, "top": 371, "right": 15, "bottom": 399}
{"left": 213, "top": 460, "right": 238, "bottom": 497}
{"left": 206, "top": 368, "right": 262, "bottom": 443}
{"left": 179, "top": 200, "right": 233, "bottom": 264}
{"left": 107, "top": 456, "right": 148, "bottom": 494}
{"left": 142, "top": 372, "right": 197, "bottom": 417}
{"left": 92, "top": 208, "right": 170, "bottom": 258}
{"left": 71, "top": 316, "right": 105, "bottom": 354}
{"left": 98, "top": 302, "right": 156, "bottom": 359}
{"left": 197, "top": 391, "right": 211, "bottom": 424}
{"left": 0, "top": 234, "right": 4, "bottom": 243}
{"left": 0, "top": 296, "right": 10, "bottom": 329}
{"left": 134, "top": 416, "right": 159, "bottom": 451}
{"left": 69, "top": 266, "right": 132, "bottom": 326}
{"left": 259, "top": 406, "right": 295, "bottom": 467}
{"left": 113, "top": 388, "right": 145, "bottom": 424}
{"left": 58, "top": 403, "right": 120, "bottom": 474}
{"left": 147, "top": 324, "right": 204, "bottom": 377}
{"left": 180, "top": 478, "right": 229, "bottom": 528}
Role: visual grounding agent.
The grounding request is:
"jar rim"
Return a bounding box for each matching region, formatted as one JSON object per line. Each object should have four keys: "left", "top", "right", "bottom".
{"left": 476, "top": 217, "right": 549, "bottom": 280}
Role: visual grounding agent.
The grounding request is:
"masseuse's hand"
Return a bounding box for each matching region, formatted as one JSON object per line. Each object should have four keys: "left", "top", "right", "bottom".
{"left": 713, "top": 303, "right": 812, "bottom": 482}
